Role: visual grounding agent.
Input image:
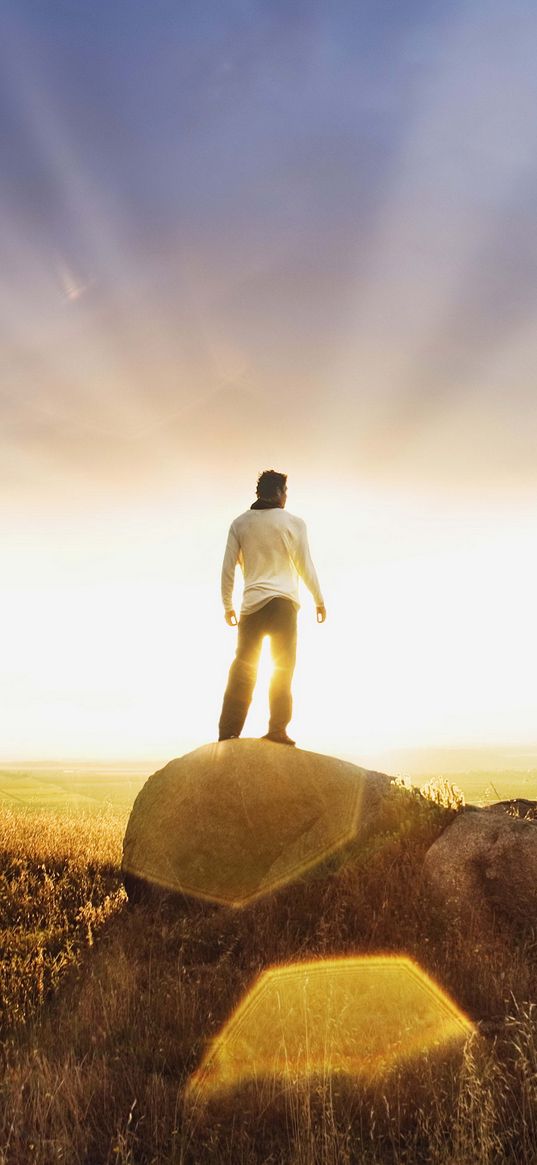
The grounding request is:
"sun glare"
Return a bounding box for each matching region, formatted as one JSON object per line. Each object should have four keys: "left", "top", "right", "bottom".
{"left": 2, "top": 490, "right": 537, "bottom": 761}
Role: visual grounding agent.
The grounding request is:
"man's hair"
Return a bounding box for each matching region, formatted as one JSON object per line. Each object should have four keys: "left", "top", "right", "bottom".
{"left": 256, "top": 469, "right": 287, "bottom": 499}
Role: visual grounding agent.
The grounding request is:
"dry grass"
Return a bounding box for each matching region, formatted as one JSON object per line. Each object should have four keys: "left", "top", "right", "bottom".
{"left": 0, "top": 806, "right": 126, "bottom": 1030}
{"left": 0, "top": 795, "right": 536, "bottom": 1164}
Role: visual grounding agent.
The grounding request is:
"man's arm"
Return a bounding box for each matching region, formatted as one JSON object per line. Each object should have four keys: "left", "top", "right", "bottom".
{"left": 221, "top": 523, "right": 240, "bottom": 625}
{"left": 293, "top": 520, "right": 326, "bottom": 621}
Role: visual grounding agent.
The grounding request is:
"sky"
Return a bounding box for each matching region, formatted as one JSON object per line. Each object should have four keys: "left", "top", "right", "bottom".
{"left": 1, "top": 0, "right": 537, "bottom": 764}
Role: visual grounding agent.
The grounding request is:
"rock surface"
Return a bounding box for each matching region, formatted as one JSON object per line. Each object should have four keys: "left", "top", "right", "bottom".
{"left": 122, "top": 739, "right": 395, "bottom": 907}
{"left": 422, "top": 801, "right": 537, "bottom": 928}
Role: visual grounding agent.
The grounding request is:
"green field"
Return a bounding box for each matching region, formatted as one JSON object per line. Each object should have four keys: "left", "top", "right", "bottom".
{"left": 0, "top": 762, "right": 149, "bottom": 813}
{"left": 418, "top": 769, "right": 537, "bottom": 806}
{"left": 0, "top": 751, "right": 535, "bottom": 814}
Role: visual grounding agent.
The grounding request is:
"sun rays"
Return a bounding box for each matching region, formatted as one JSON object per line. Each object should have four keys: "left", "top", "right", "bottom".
{"left": 1, "top": 3, "right": 537, "bottom": 759}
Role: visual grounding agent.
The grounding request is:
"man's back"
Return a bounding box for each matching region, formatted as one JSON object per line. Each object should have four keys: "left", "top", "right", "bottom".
{"left": 222, "top": 507, "right": 323, "bottom": 615}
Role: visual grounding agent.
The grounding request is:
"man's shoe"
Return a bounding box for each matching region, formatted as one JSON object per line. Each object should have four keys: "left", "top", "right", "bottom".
{"left": 262, "top": 730, "right": 296, "bottom": 746}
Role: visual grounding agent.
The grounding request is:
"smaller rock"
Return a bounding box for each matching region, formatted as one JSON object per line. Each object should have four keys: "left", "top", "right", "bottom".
{"left": 486, "top": 799, "right": 536, "bottom": 819}
{"left": 422, "top": 802, "right": 537, "bottom": 929}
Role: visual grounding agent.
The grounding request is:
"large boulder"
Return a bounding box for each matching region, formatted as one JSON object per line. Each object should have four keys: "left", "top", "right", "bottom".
{"left": 422, "top": 800, "right": 537, "bottom": 929}
{"left": 122, "top": 739, "right": 397, "bottom": 907}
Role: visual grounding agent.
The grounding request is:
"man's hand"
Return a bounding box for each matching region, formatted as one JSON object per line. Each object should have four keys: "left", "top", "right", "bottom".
{"left": 316, "top": 604, "right": 326, "bottom": 623}
{"left": 225, "top": 609, "right": 238, "bottom": 627}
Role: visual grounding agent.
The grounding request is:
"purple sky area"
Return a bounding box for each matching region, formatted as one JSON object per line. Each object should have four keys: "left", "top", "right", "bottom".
{"left": 2, "top": 0, "right": 537, "bottom": 497}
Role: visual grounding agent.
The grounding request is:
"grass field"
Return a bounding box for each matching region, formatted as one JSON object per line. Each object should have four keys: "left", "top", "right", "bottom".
{"left": 0, "top": 762, "right": 149, "bottom": 813}
{"left": 0, "top": 759, "right": 536, "bottom": 1163}
{"left": 1, "top": 748, "right": 536, "bottom": 814}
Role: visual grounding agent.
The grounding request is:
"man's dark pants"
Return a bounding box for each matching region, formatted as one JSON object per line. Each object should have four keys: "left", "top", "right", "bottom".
{"left": 218, "top": 597, "right": 297, "bottom": 739}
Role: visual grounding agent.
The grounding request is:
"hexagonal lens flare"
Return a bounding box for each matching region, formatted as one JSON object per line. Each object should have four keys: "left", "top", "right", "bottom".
{"left": 187, "top": 956, "right": 474, "bottom": 1098}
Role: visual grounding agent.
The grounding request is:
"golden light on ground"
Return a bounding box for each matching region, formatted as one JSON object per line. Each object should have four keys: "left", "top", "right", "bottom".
{"left": 121, "top": 740, "right": 365, "bottom": 906}
{"left": 186, "top": 956, "right": 474, "bottom": 1099}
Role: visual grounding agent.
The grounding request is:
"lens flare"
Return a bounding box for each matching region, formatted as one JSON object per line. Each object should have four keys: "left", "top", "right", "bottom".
{"left": 187, "top": 956, "right": 474, "bottom": 1099}
{"left": 57, "top": 259, "right": 91, "bottom": 303}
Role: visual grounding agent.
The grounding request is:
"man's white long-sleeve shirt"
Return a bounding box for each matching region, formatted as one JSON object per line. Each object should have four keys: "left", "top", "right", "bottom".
{"left": 221, "top": 507, "right": 324, "bottom": 616}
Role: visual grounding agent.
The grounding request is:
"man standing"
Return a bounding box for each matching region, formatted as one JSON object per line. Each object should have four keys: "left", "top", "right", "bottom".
{"left": 218, "top": 469, "right": 326, "bottom": 746}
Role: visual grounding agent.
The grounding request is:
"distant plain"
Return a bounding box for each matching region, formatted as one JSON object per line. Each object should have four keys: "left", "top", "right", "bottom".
{"left": 1, "top": 746, "right": 536, "bottom": 814}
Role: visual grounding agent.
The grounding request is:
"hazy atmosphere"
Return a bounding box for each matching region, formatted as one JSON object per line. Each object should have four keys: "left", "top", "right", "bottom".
{"left": 2, "top": 0, "right": 537, "bottom": 763}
